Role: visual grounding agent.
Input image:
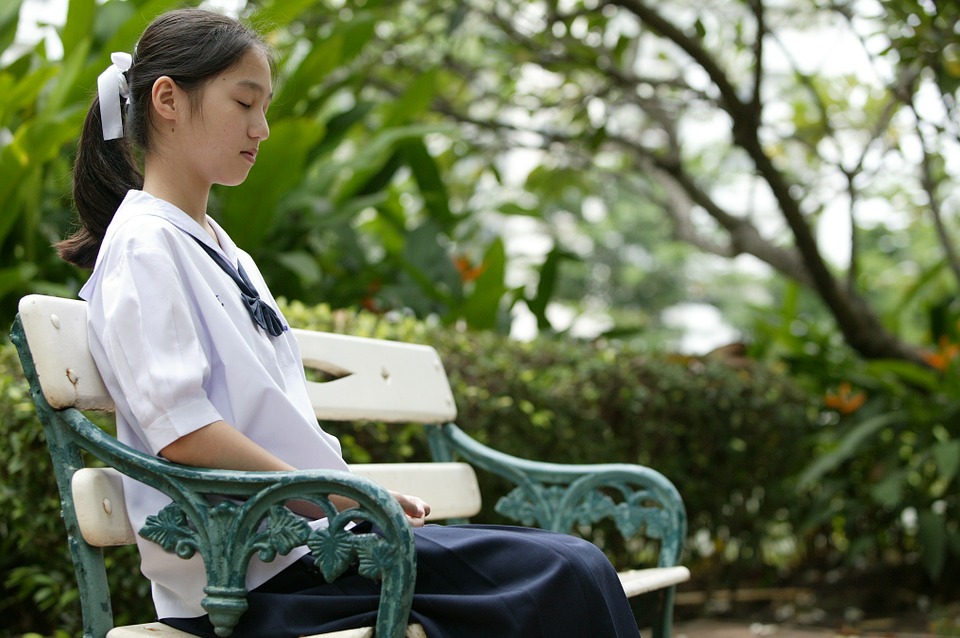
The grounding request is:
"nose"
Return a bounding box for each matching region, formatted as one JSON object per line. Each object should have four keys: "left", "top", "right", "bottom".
{"left": 251, "top": 112, "right": 269, "bottom": 141}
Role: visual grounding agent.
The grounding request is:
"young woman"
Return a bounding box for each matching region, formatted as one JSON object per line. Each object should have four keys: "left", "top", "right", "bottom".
{"left": 60, "top": 8, "right": 642, "bottom": 638}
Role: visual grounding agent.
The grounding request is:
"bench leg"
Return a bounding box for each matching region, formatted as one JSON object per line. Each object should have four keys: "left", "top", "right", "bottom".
{"left": 649, "top": 586, "right": 677, "bottom": 638}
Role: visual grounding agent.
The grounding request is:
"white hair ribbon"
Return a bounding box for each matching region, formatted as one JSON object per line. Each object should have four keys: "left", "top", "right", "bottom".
{"left": 97, "top": 52, "right": 133, "bottom": 141}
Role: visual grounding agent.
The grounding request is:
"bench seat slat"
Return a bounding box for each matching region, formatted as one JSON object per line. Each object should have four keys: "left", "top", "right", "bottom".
{"left": 106, "top": 622, "right": 428, "bottom": 637}
{"left": 350, "top": 463, "right": 481, "bottom": 520}
{"left": 618, "top": 566, "right": 691, "bottom": 598}
{"left": 73, "top": 463, "right": 481, "bottom": 547}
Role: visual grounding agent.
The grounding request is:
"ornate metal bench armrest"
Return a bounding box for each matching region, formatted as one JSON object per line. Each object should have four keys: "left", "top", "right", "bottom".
{"left": 427, "top": 423, "right": 686, "bottom": 568}
{"left": 138, "top": 467, "right": 416, "bottom": 638}
{"left": 53, "top": 409, "right": 416, "bottom": 638}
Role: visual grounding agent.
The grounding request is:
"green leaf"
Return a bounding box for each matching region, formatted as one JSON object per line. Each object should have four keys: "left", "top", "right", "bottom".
{"left": 933, "top": 439, "right": 960, "bottom": 485}
{"left": 272, "top": 35, "right": 345, "bottom": 119}
{"left": 862, "top": 358, "right": 941, "bottom": 391}
{"left": 400, "top": 138, "right": 454, "bottom": 231}
{"left": 498, "top": 202, "right": 542, "bottom": 217}
{"left": 61, "top": 0, "right": 96, "bottom": 57}
{"left": 248, "top": 0, "right": 319, "bottom": 29}
{"left": 796, "top": 411, "right": 903, "bottom": 490}
{"left": 255, "top": 506, "right": 310, "bottom": 560}
{"left": 332, "top": 123, "right": 452, "bottom": 203}
{"left": 0, "top": 0, "right": 21, "bottom": 59}
{"left": 44, "top": 38, "right": 90, "bottom": 115}
{"left": 0, "top": 264, "right": 39, "bottom": 299}
{"left": 396, "top": 221, "right": 460, "bottom": 306}
{"left": 382, "top": 68, "right": 438, "bottom": 128}
{"left": 0, "top": 115, "right": 78, "bottom": 247}
{"left": 527, "top": 246, "right": 564, "bottom": 330}
{"left": 868, "top": 468, "right": 905, "bottom": 508}
{"left": 461, "top": 238, "right": 508, "bottom": 330}
{"left": 918, "top": 509, "right": 946, "bottom": 579}
{"left": 337, "top": 14, "right": 377, "bottom": 63}
{"left": 276, "top": 251, "right": 323, "bottom": 287}
{"left": 3, "top": 65, "right": 60, "bottom": 121}
{"left": 313, "top": 102, "right": 375, "bottom": 158}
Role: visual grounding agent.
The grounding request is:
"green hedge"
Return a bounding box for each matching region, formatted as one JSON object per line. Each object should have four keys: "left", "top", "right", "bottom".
{"left": 1, "top": 302, "right": 816, "bottom": 637}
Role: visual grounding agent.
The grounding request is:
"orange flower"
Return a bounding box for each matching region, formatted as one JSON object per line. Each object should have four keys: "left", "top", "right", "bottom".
{"left": 361, "top": 279, "right": 382, "bottom": 313}
{"left": 824, "top": 381, "right": 866, "bottom": 415}
{"left": 921, "top": 336, "right": 960, "bottom": 371}
{"left": 454, "top": 256, "right": 486, "bottom": 283}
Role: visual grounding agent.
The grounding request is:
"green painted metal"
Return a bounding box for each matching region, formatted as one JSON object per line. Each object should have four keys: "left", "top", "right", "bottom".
{"left": 426, "top": 422, "right": 687, "bottom": 638}
{"left": 11, "top": 315, "right": 417, "bottom": 638}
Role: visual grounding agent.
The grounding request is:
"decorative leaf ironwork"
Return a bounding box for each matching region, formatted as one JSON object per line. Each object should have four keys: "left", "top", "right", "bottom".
{"left": 496, "top": 483, "right": 670, "bottom": 540}
{"left": 571, "top": 492, "right": 618, "bottom": 527}
{"left": 495, "top": 485, "right": 566, "bottom": 527}
{"left": 356, "top": 534, "right": 396, "bottom": 581}
{"left": 613, "top": 501, "right": 671, "bottom": 540}
{"left": 306, "top": 525, "right": 359, "bottom": 582}
{"left": 140, "top": 503, "right": 200, "bottom": 559}
{"left": 251, "top": 505, "right": 312, "bottom": 562}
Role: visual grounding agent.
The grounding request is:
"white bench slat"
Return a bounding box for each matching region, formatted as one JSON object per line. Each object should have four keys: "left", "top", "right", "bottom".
{"left": 72, "top": 467, "right": 135, "bottom": 547}
{"left": 106, "top": 622, "right": 428, "bottom": 637}
{"left": 16, "top": 296, "right": 459, "bottom": 425}
{"left": 18, "top": 295, "right": 113, "bottom": 411}
{"left": 350, "top": 463, "right": 481, "bottom": 520}
{"left": 73, "top": 463, "right": 481, "bottom": 547}
{"left": 618, "top": 566, "right": 691, "bottom": 597}
{"left": 294, "top": 328, "right": 457, "bottom": 424}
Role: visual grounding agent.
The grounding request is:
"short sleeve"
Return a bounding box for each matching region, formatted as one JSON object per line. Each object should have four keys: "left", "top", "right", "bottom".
{"left": 95, "top": 245, "right": 223, "bottom": 454}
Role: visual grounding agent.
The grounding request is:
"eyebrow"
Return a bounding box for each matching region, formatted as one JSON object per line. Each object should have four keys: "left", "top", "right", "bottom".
{"left": 237, "top": 79, "right": 274, "bottom": 99}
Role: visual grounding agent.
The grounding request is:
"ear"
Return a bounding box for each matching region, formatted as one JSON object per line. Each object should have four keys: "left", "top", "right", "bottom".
{"left": 150, "top": 76, "right": 181, "bottom": 124}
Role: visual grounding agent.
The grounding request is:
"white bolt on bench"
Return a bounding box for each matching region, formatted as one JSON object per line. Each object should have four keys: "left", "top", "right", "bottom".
{"left": 13, "top": 294, "right": 690, "bottom": 638}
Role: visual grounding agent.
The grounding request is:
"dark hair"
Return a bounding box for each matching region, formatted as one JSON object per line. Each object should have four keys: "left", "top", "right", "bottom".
{"left": 57, "top": 8, "right": 270, "bottom": 268}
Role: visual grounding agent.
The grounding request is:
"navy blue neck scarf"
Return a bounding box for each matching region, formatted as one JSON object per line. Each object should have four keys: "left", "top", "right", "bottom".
{"left": 190, "top": 236, "right": 287, "bottom": 337}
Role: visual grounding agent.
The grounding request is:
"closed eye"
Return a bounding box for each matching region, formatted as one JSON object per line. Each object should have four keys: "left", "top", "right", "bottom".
{"left": 237, "top": 101, "right": 252, "bottom": 109}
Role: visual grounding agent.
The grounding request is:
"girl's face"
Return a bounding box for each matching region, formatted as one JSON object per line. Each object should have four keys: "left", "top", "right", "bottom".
{"left": 178, "top": 47, "right": 272, "bottom": 188}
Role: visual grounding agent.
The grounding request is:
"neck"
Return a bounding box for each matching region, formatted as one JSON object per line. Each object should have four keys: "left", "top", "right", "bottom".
{"left": 143, "top": 153, "right": 218, "bottom": 243}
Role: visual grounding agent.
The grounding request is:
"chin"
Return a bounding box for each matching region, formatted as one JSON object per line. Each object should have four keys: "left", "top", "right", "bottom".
{"left": 220, "top": 174, "right": 252, "bottom": 187}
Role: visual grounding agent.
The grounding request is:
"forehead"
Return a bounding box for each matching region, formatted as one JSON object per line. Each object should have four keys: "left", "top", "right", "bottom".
{"left": 215, "top": 48, "right": 273, "bottom": 93}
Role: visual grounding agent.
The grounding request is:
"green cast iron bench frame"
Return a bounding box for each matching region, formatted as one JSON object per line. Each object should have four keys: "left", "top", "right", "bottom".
{"left": 12, "top": 293, "right": 689, "bottom": 638}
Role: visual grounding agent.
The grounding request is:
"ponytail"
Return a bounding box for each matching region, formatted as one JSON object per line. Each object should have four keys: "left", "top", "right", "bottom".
{"left": 56, "top": 95, "right": 143, "bottom": 269}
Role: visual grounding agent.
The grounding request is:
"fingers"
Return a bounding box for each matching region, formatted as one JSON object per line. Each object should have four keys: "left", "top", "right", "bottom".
{"left": 391, "top": 491, "right": 431, "bottom": 526}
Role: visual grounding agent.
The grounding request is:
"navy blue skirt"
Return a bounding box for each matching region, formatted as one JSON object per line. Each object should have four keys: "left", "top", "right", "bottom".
{"left": 163, "top": 524, "right": 641, "bottom": 638}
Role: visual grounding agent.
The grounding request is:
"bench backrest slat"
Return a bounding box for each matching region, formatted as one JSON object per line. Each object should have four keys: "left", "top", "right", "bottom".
{"left": 18, "top": 295, "right": 113, "bottom": 411}
{"left": 17, "top": 295, "right": 458, "bottom": 423}
{"left": 296, "top": 329, "right": 457, "bottom": 423}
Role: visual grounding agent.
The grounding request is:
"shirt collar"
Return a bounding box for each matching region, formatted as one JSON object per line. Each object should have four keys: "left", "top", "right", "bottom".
{"left": 80, "top": 190, "right": 242, "bottom": 301}
{"left": 113, "top": 190, "right": 240, "bottom": 265}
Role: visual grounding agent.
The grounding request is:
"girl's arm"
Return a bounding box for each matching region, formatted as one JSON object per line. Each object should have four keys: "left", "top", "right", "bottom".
{"left": 160, "top": 421, "right": 430, "bottom": 525}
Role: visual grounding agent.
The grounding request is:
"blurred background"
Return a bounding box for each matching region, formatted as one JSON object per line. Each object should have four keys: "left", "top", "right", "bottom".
{"left": 2, "top": 0, "right": 959, "bottom": 635}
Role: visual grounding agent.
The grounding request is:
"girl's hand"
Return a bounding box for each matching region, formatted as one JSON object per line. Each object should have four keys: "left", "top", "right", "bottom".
{"left": 391, "top": 491, "right": 431, "bottom": 527}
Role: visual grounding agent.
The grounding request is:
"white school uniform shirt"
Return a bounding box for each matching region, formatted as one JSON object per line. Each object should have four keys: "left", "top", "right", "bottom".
{"left": 80, "top": 190, "right": 349, "bottom": 619}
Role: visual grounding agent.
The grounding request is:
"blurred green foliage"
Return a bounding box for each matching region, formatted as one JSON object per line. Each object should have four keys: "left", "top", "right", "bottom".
{"left": 751, "top": 281, "right": 960, "bottom": 585}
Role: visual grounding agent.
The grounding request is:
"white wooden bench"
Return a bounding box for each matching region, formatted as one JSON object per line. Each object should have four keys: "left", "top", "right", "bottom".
{"left": 12, "top": 293, "right": 690, "bottom": 638}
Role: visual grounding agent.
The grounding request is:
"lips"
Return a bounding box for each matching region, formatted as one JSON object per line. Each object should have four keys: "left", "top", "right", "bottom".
{"left": 241, "top": 149, "right": 258, "bottom": 163}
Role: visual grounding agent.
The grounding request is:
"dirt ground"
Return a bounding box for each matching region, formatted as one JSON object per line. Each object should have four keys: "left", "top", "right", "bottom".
{"left": 657, "top": 583, "right": 959, "bottom": 638}
{"left": 671, "top": 618, "right": 940, "bottom": 638}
